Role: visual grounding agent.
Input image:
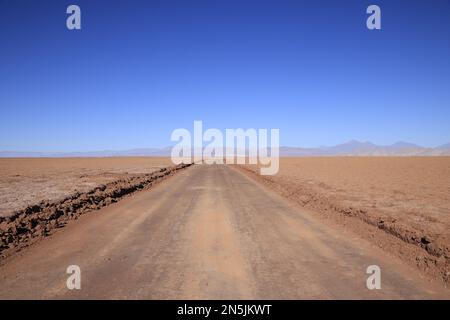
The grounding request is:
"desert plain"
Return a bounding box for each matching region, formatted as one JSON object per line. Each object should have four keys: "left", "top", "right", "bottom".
{"left": 0, "top": 156, "right": 449, "bottom": 298}
{"left": 0, "top": 157, "right": 172, "bottom": 217}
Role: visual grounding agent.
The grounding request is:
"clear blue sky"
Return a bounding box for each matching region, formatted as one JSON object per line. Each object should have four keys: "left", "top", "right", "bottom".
{"left": 1, "top": 0, "right": 449, "bottom": 151}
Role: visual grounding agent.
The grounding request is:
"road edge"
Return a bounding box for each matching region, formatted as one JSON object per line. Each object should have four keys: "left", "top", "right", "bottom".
{"left": 233, "top": 164, "right": 450, "bottom": 289}
{"left": 0, "top": 163, "right": 194, "bottom": 259}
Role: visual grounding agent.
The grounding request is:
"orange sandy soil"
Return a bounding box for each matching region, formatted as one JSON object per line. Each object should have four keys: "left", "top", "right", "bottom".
{"left": 240, "top": 157, "right": 450, "bottom": 265}
{"left": 0, "top": 157, "right": 172, "bottom": 217}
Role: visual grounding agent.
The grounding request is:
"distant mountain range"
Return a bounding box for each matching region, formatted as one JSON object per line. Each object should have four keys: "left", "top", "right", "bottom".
{"left": 1, "top": 141, "right": 450, "bottom": 157}
{"left": 279, "top": 140, "right": 450, "bottom": 156}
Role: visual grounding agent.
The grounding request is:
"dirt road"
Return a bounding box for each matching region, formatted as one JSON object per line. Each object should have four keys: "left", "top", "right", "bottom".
{"left": 0, "top": 165, "right": 448, "bottom": 299}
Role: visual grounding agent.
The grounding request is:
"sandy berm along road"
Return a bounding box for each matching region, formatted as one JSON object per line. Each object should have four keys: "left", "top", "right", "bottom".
{"left": 0, "top": 165, "right": 448, "bottom": 299}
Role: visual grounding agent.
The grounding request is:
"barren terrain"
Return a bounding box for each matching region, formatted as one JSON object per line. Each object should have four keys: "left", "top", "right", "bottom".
{"left": 239, "top": 157, "right": 450, "bottom": 284}
{"left": 0, "top": 157, "right": 172, "bottom": 217}
{"left": 0, "top": 157, "right": 449, "bottom": 298}
{"left": 1, "top": 165, "right": 448, "bottom": 299}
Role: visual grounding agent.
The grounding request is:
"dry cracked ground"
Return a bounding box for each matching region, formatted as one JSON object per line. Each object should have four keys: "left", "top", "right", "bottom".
{"left": 0, "top": 157, "right": 449, "bottom": 299}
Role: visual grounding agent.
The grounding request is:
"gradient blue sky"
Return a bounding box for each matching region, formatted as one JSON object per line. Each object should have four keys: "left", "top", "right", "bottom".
{"left": 1, "top": 0, "right": 449, "bottom": 151}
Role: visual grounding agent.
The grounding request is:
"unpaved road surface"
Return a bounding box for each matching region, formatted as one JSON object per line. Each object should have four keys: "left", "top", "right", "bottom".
{"left": 0, "top": 165, "right": 448, "bottom": 299}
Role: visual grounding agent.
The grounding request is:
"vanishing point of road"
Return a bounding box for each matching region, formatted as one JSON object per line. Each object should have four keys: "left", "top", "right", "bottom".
{"left": 0, "top": 165, "right": 448, "bottom": 299}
